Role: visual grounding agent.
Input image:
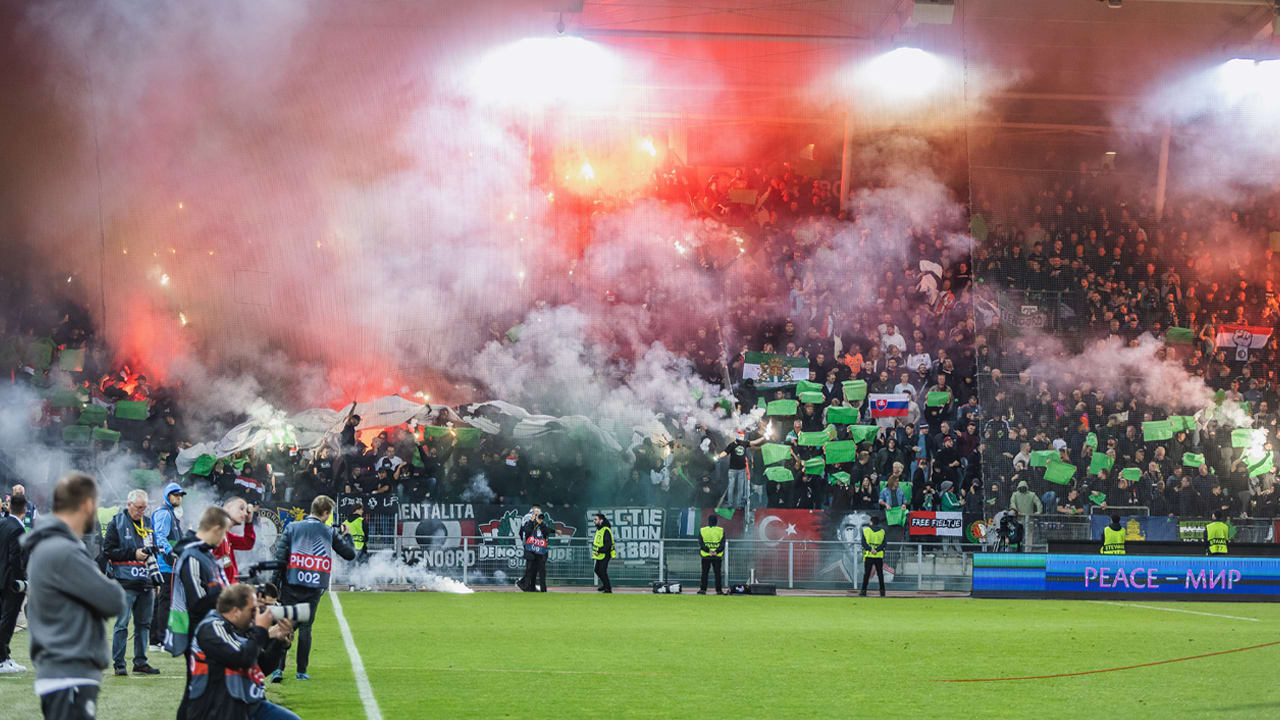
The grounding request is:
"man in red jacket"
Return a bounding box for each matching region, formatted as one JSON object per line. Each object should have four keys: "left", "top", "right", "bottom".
{"left": 213, "top": 497, "right": 256, "bottom": 582}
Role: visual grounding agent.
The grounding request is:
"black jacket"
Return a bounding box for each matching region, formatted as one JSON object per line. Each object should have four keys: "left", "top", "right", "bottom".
{"left": 184, "top": 611, "right": 270, "bottom": 720}
{"left": 103, "top": 510, "right": 153, "bottom": 591}
{"left": 0, "top": 514, "right": 26, "bottom": 592}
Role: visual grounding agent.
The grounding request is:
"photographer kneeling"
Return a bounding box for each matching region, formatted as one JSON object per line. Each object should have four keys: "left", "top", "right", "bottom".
{"left": 184, "top": 582, "right": 300, "bottom": 720}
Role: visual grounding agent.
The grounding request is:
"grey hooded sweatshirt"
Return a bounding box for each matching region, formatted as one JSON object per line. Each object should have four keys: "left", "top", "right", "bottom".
{"left": 21, "top": 514, "right": 126, "bottom": 683}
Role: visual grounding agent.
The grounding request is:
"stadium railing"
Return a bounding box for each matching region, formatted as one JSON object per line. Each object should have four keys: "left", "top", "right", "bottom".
{"left": 342, "top": 535, "right": 1050, "bottom": 592}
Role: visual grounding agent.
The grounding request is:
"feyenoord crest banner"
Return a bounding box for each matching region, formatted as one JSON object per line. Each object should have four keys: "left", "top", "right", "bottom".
{"left": 742, "top": 352, "right": 810, "bottom": 388}
{"left": 907, "top": 511, "right": 963, "bottom": 537}
{"left": 1215, "top": 323, "right": 1273, "bottom": 362}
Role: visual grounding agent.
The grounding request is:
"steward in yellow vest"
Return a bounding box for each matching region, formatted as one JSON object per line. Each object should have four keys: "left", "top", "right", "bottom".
{"left": 344, "top": 503, "right": 367, "bottom": 560}
{"left": 1206, "top": 510, "right": 1229, "bottom": 555}
{"left": 1101, "top": 515, "right": 1126, "bottom": 555}
{"left": 860, "top": 515, "right": 887, "bottom": 597}
{"left": 698, "top": 515, "right": 726, "bottom": 595}
{"left": 592, "top": 513, "right": 615, "bottom": 593}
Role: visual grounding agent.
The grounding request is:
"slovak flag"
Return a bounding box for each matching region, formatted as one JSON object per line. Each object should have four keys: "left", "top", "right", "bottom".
{"left": 868, "top": 393, "right": 910, "bottom": 418}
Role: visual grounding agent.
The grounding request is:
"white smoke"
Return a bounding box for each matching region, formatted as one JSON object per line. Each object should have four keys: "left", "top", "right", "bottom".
{"left": 339, "top": 549, "right": 473, "bottom": 594}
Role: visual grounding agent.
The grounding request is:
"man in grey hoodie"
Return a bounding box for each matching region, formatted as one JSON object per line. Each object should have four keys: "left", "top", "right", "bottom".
{"left": 21, "top": 472, "right": 126, "bottom": 720}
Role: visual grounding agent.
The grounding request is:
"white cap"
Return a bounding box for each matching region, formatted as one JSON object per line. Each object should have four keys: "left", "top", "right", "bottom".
{"left": 1052, "top": 439, "right": 1067, "bottom": 451}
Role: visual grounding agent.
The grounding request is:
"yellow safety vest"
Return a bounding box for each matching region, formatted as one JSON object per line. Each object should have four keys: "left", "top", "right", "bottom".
{"left": 862, "top": 527, "right": 885, "bottom": 559}
{"left": 1101, "top": 526, "right": 1126, "bottom": 555}
{"left": 1206, "top": 521, "right": 1229, "bottom": 555}
{"left": 344, "top": 518, "right": 365, "bottom": 551}
{"left": 592, "top": 526, "right": 616, "bottom": 560}
{"left": 700, "top": 526, "right": 724, "bottom": 557}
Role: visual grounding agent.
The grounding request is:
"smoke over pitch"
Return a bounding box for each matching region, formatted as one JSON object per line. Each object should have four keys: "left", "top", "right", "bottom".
{"left": 4, "top": 3, "right": 972, "bottom": 461}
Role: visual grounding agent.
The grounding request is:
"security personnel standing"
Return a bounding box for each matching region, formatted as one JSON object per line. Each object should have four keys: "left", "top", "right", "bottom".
{"left": 859, "top": 514, "right": 886, "bottom": 597}
{"left": 343, "top": 502, "right": 367, "bottom": 563}
{"left": 698, "top": 514, "right": 725, "bottom": 595}
{"left": 1101, "top": 514, "right": 1126, "bottom": 555}
{"left": 591, "top": 513, "right": 615, "bottom": 593}
{"left": 1206, "top": 510, "right": 1230, "bottom": 555}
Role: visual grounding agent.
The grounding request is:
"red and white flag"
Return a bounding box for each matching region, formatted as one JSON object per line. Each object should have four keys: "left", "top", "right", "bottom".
{"left": 1215, "top": 323, "right": 1273, "bottom": 361}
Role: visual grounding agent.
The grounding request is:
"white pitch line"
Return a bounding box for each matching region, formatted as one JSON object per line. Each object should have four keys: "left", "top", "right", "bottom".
{"left": 331, "top": 592, "right": 384, "bottom": 720}
{"left": 1094, "top": 600, "right": 1259, "bottom": 622}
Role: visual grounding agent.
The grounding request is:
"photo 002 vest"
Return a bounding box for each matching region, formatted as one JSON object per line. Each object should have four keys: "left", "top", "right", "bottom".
{"left": 285, "top": 517, "right": 337, "bottom": 589}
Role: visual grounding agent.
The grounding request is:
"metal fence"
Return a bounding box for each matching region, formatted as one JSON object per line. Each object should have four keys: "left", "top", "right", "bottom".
{"left": 340, "top": 535, "right": 1043, "bottom": 592}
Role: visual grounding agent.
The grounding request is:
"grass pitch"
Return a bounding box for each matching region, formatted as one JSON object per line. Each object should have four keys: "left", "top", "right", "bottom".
{"left": 3, "top": 591, "right": 1278, "bottom": 719}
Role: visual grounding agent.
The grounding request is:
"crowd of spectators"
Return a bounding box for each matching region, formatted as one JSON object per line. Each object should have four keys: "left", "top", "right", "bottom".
{"left": 1, "top": 161, "right": 1277, "bottom": 533}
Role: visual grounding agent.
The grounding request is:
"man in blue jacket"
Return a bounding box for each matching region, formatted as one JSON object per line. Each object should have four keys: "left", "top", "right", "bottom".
{"left": 517, "top": 506, "right": 558, "bottom": 592}
{"left": 149, "top": 482, "right": 185, "bottom": 648}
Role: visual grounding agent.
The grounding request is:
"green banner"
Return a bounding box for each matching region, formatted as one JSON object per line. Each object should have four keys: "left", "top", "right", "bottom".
{"left": 1232, "top": 428, "right": 1265, "bottom": 448}
{"left": 767, "top": 399, "right": 799, "bottom": 417}
{"left": 798, "top": 391, "right": 825, "bottom": 405}
{"left": 1044, "top": 458, "right": 1076, "bottom": 485}
{"left": 77, "top": 404, "right": 108, "bottom": 426}
{"left": 764, "top": 466, "right": 794, "bottom": 483}
{"left": 762, "top": 443, "right": 791, "bottom": 466}
{"left": 1087, "top": 453, "right": 1113, "bottom": 475}
{"left": 1084, "top": 433, "right": 1098, "bottom": 449}
{"left": 1165, "top": 327, "right": 1195, "bottom": 344}
{"left": 827, "top": 406, "right": 858, "bottom": 424}
{"left": 92, "top": 426, "right": 121, "bottom": 444}
{"left": 1142, "top": 420, "right": 1173, "bottom": 442}
{"left": 190, "top": 454, "right": 217, "bottom": 477}
{"left": 58, "top": 347, "right": 86, "bottom": 372}
{"left": 848, "top": 425, "right": 878, "bottom": 444}
{"left": 842, "top": 380, "right": 867, "bottom": 402}
{"left": 795, "top": 380, "right": 823, "bottom": 396}
{"left": 829, "top": 471, "right": 851, "bottom": 485}
{"left": 1029, "top": 450, "right": 1056, "bottom": 468}
{"left": 454, "top": 427, "right": 484, "bottom": 448}
{"left": 1182, "top": 452, "right": 1205, "bottom": 468}
{"left": 824, "top": 441, "right": 857, "bottom": 464}
{"left": 885, "top": 505, "right": 906, "bottom": 527}
{"left": 803, "top": 457, "right": 826, "bottom": 475}
{"left": 925, "top": 391, "right": 952, "bottom": 408}
{"left": 798, "top": 431, "right": 828, "bottom": 447}
{"left": 62, "top": 425, "right": 91, "bottom": 445}
{"left": 1119, "top": 467, "right": 1141, "bottom": 483}
{"left": 115, "top": 400, "right": 149, "bottom": 421}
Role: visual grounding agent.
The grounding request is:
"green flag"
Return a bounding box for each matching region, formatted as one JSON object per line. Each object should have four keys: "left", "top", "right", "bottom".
{"left": 762, "top": 443, "right": 791, "bottom": 466}
{"left": 1232, "top": 428, "right": 1265, "bottom": 448}
{"left": 743, "top": 351, "right": 810, "bottom": 388}
{"left": 1084, "top": 433, "right": 1098, "bottom": 449}
{"left": 1089, "top": 491, "right": 1107, "bottom": 506}
{"left": 829, "top": 471, "right": 851, "bottom": 485}
{"left": 1182, "top": 452, "right": 1205, "bottom": 468}
{"left": 58, "top": 347, "right": 86, "bottom": 372}
{"left": 925, "top": 391, "right": 952, "bottom": 407}
{"left": 824, "top": 441, "right": 857, "bottom": 464}
{"left": 115, "top": 400, "right": 149, "bottom": 421}
{"left": 803, "top": 457, "right": 826, "bottom": 475}
{"left": 1247, "top": 452, "right": 1275, "bottom": 478}
{"left": 48, "top": 389, "right": 84, "bottom": 409}
{"left": 714, "top": 508, "right": 735, "bottom": 520}
{"left": 62, "top": 425, "right": 91, "bottom": 445}
{"left": 1170, "top": 416, "right": 1195, "bottom": 432}
{"left": 690, "top": 387, "right": 704, "bottom": 400}
{"left": 827, "top": 406, "right": 858, "bottom": 424}
{"left": 767, "top": 399, "right": 798, "bottom": 416}
{"left": 454, "top": 427, "right": 483, "bottom": 448}
{"left": 1087, "top": 452, "right": 1113, "bottom": 475}
{"left": 798, "top": 391, "right": 825, "bottom": 405}
{"left": 848, "top": 426, "right": 878, "bottom": 444}
{"left": 1119, "top": 467, "right": 1141, "bottom": 483}
{"left": 1044, "top": 458, "right": 1076, "bottom": 485}
{"left": 421, "top": 425, "right": 450, "bottom": 439}
{"left": 505, "top": 324, "right": 523, "bottom": 343}
{"left": 764, "top": 466, "right": 794, "bottom": 483}
{"left": 1029, "top": 450, "right": 1056, "bottom": 468}
{"left": 798, "top": 431, "right": 828, "bottom": 447}
{"left": 77, "top": 404, "right": 108, "bottom": 426}
{"left": 190, "top": 454, "right": 217, "bottom": 477}
{"left": 25, "top": 337, "right": 55, "bottom": 370}
{"left": 1165, "top": 327, "right": 1194, "bottom": 344}
{"left": 842, "top": 380, "right": 867, "bottom": 402}
{"left": 131, "top": 469, "right": 163, "bottom": 489}
{"left": 92, "top": 426, "right": 121, "bottom": 444}
{"left": 796, "top": 380, "right": 823, "bottom": 395}
{"left": 1142, "top": 420, "right": 1173, "bottom": 442}
{"left": 885, "top": 505, "right": 907, "bottom": 527}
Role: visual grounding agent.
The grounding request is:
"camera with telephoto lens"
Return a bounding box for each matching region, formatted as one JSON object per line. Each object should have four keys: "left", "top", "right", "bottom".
{"left": 11, "top": 579, "right": 26, "bottom": 593}
{"left": 262, "top": 603, "right": 311, "bottom": 624}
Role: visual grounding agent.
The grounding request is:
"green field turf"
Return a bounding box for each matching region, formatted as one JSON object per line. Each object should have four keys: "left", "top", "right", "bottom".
{"left": 3, "top": 592, "right": 1279, "bottom": 719}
